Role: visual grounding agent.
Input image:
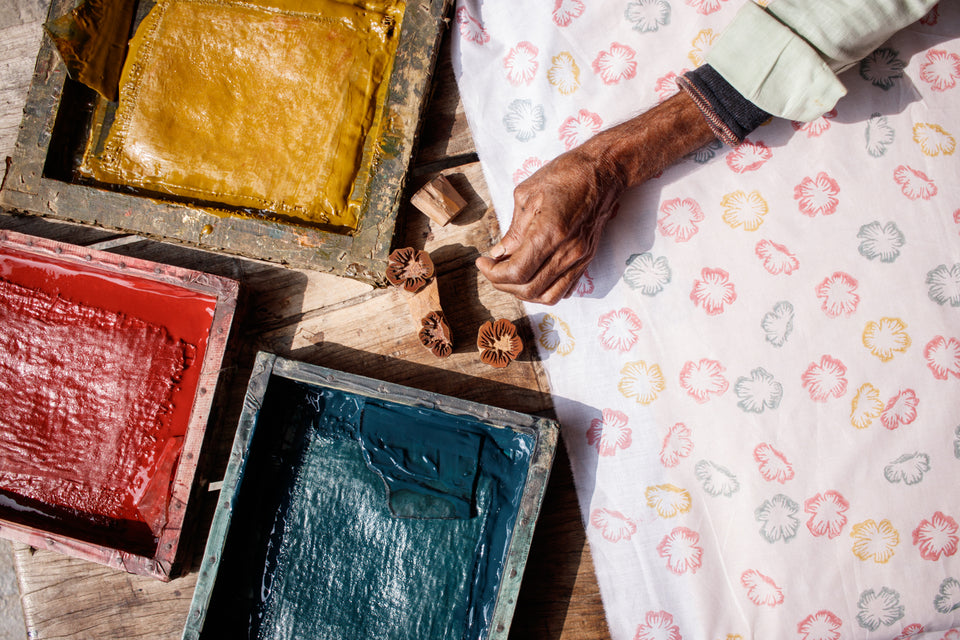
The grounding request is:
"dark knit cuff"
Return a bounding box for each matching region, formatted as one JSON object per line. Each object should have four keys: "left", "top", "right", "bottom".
{"left": 677, "top": 64, "right": 771, "bottom": 146}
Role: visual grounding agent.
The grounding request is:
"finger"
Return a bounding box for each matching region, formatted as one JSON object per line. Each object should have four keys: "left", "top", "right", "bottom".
{"left": 484, "top": 240, "right": 592, "bottom": 304}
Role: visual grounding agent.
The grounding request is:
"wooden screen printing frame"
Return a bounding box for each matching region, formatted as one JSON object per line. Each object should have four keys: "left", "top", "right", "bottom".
{"left": 0, "top": 230, "right": 238, "bottom": 581}
{"left": 0, "top": 0, "right": 452, "bottom": 285}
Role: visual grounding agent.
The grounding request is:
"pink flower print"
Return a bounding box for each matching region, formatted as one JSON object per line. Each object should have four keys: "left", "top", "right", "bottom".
{"left": 658, "top": 197, "right": 704, "bottom": 242}
{"left": 660, "top": 423, "right": 693, "bottom": 468}
{"left": 686, "top": 0, "right": 728, "bottom": 16}
{"left": 512, "top": 157, "right": 543, "bottom": 185}
{"left": 795, "top": 172, "right": 840, "bottom": 217}
{"left": 755, "top": 443, "right": 794, "bottom": 483}
{"left": 920, "top": 49, "right": 960, "bottom": 91}
{"left": 574, "top": 270, "right": 594, "bottom": 297}
{"left": 654, "top": 70, "right": 689, "bottom": 102}
{"left": 679, "top": 358, "right": 728, "bottom": 403}
{"left": 598, "top": 308, "right": 642, "bottom": 352}
{"left": 591, "top": 507, "right": 638, "bottom": 542}
{"left": 802, "top": 355, "right": 848, "bottom": 402}
{"left": 690, "top": 267, "right": 737, "bottom": 315}
{"left": 456, "top": 7, "right": 489, "bottom": 45}
{"left": 741, "top": 569, "right": 785, "bottom": 607}
{"left": 726, "top": 140, "right": 772, "bottom": 173}
{"left": 798, "top": 610, "right": 843, "bottom": 640}
{"left": 593, "top": 43, "right": 637, "bottom": 85}
{"left": 894, "top": 624, "right": 925, "bottom": 640}
{"left": 657, "top": 527, "right": 703, "bottom": 575}
{"left": 559, "top": 109, "right": 602, "bottom": 150}
{"left": 792, "top": 109, "right": 837, "bottom": 137}
{"left": 503, "top": 42, "right": 539, "bottom": 86}
{"left": 880, "top": 389, "right": 918, "bottom": 430}
{"left": 553, "top": 0, "right": 585, "bottom": 27}
{"left": 804, "top": 491, "right": 849, "bottom": 539}
{"left": 816, "top": 272, "right": 859, "bottom": 317}
{"left": 863, "top": 317, "right": 911, "bottom": 362}
{"left": 913, "top": 512, "right": 959, "bottom": 561}
{"left": 894, "top": 165, "right": 938, "bottom": 200}
{"left": 925, "top": 335, "right": 960, "bottom": 380}
{"left": 634, "top": 611, "right": 682, "bottom": 640}
{"left": 587, "top": 408, "right": 632, "bottom": 456}
{"left": 756, "top": 240, "right": 799, "bottom": 275}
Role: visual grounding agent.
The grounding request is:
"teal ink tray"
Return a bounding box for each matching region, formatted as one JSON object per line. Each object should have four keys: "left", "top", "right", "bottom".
{"left": 183, "top": 353, "right": 559, "bottom": 640}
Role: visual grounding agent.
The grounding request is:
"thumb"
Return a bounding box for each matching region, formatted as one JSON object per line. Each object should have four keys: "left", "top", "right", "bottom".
{"left": 486, "top": 226, "right": 524, "bottom": 260}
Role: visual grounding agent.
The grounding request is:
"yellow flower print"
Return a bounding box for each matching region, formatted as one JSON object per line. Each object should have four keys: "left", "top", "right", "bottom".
{"left": 538, "top": 314, "right": 575, "bottom": 355}
{"left": 645, "top": 484, "right": 691, "bottom": 518}
{"left": 913, "top": 122, "right": 956, "bottom": 156}
{"left": 862, "top": 317, "right": 911, "bottom": 362}
{"left": 619, "top": 360, "right": 665, "bottom": 404}
{"left": 850, "top": 383, "right": 883, "bottom": 429}
{"left": 547, "top": 51, "right": 581, "bottom": 95}
{"left": 851, "top": 518, "right": 899, "bottom": 563}
{"left": 721, "top": 190, "right": 768, "bottom": 231}
{"left": 688, "top": 29, "right": 717, "bottom": 67}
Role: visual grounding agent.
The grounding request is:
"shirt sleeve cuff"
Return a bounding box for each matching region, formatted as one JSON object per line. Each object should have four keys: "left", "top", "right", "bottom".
{"left": 677, "top": 65, "right": 770, "bottom": 147}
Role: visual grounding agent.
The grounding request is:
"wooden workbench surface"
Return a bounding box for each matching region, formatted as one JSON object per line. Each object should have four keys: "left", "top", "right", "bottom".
{"left": 0, "top": 3, "right": 610, "bottom": 638}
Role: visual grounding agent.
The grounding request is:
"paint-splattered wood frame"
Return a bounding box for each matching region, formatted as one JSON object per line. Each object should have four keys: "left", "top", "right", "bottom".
{"left": 0, "top": 230, "right": 238, "bottom": 581}
{"left": 0, "top": 0, "right": 452, "bottom": 285}
{"left": 183, "top": 352, "right": 559, "bottom": 640}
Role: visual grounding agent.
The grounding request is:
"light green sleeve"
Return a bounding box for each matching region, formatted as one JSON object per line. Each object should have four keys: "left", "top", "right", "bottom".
{"left": 705, "top": 0, "right": 937, "bottom": 122}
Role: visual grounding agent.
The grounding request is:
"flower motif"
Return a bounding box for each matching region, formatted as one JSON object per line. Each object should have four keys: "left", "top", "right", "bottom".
{"left": 735, "top": 368, "right": 783, "bottom": 413}
{"left": 587, "top": 409, "right": 632, "bottom": 456}
{"left": 654, "top": 70, "right": 687, "bottom": 101}
{"left": 660, "top": 423, "right": 693, "bottom": 468}
{"left": 538, "top": 314, "right": 575, "bottom": 355}
{"left": 679, "top": 358, "right": 728, "bottom": 403}
{"left": 503, "top": 99, "right": 546, "bottom": 142}
{"left": 722, "top": 190, "right": 768, "bottom": 230}
{"left": 925, "top": 335, "right": 960, "bottom": 379}
{"left": 762, "top": 301, "right": 795, "bottom": 347}
{"left": 625, "top": 0, "right": 671, "bottom": 33}
{"left": 865, "top": 113, "right": 895, "bottom": 157}
{"left": 858, "top": 221, "right": 904, "bottom": 263}
{"left": 455, "top": 7, "right": 489, "bottom": 45}
{"left": 856, "top": 587, "right": 904, "bottom": 630}
{"left": 385, "top": 247, "right": 434, "bottom": 292}
{"left": 755, "top": 240, "right": 799, "bottom": 275}
{"left": 894, "top": 165, "right": 937, "bottom": 200}
{"left": 795, "top": 172, "right": 840, "bottom": 217}
{"left": 686, "top": 138, "right": 722, "bottom": 164}
{"left": 935, "top": 577, "right": 960, "bottom": 614}
{"left": 658, "top": 197, "right": 704, "bottom": 242}
{"left": 919, "top": 49, "right": 960, "bottom": 92}
{"left": 593, "top": 42, "right": 637, "bottom": 85}
{"left": 547, "top": 51, "right": 581, "bottom": 95}
{"left": 851, "top": 383, "right": 883, "bottom": 429}
{"left": 859, "top": 48, "right": 905, "bottom": 89}
{"left": 688, "top": 28, "right": 716, "bottom": 66}
{"left": 756, "top": 493, "right": 800, "bottom": 543}
{"left": 851, "top": 519, "right": 900, "bottom": 563}
{"left": 741, "top": 570, "right": 784, "bottom": 607}
{"left": 912, "top": 512, "right": 959, "bottom": 561}
{"left": 805, "top": 491, "right": 849, "bottom": 539}
{"left": 816, "top": 272, "right": 859, "bottom": 317}
{"left": 754, "top": 443, "right": 794, "bottom": 484}
{"left": 798, "top": 610, "right": 843, "bottom": 640}
{"left": 791, "top": 110, "right": 836, "bottom": 137}
{"left": 686, "top": 0, "right": 726, "bottom": 16}
{"left": 619, "top": 360, "right": 666, "bottom": 405}
{"left": 634, "top": 611, "right": 682, "bottom": 640}
{"left": 893, "top": 624, "right": 926, "bottom": 640}
{"left": 553, "top": 0, "right": 585, "bottom": 27}
{"left": 884, "top": 452, "right": 930, "bottom": 485}
{"left": 624, "top": 253, "right": 671, "bottom": 295}
{"left": 690, "top": 267, "right": 737, "bottom": 315}
{"left": 726, "top": 140, "right": 772, "bottom": 173}
{"left": 575, "top": 270, "right": 594, "bottom": 296}
{"left": 927, "top": 263, "right": 960, "bottom": 306}
{"left": 591, "top": 507, "right": 638, "bottom": 542}
{"left": 913, "top": 122, "right": 956, "bottom": 156}
{"left": 645, "top": 484, "right": 691, "bottom": 518}
{"left": 477, "top": 318, "right": 523, "bottom": 368}
{"left": 695, "top": 460, "right": 739, "bottom": 497}
{"left": 880, "top": 389, "right": 919, "bottom": 430}
{"left": 512, "top": 157, "right": 543, "bottom": 185}
{"left": 863, "top": 317, "right": 912, "bottom": 362}
{"left": 503, "top": 41, "right": 539, "bottom": 86}
{"left": 657, "top": 526, "right": 703, "bottom": 574}
{"left": 559, "top": 109, "right": 603, "bottom": 150}
{"left": 802, "top": 355, "right": 848, "bottom": 402}
{"left": 419, "top": 311, "right": 453, "bottom": 358}
{"left": 598, "top": 307, "right": 642, "bottom": 352}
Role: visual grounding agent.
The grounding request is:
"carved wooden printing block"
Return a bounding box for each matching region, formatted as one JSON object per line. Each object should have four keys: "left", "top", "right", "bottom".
{"left": 386, "top": 247, "right": 453, "bottom": 358}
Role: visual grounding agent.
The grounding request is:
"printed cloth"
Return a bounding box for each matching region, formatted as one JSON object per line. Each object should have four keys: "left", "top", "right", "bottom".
{"left": 451, "top": 1, "right": 960, "bottom": 638}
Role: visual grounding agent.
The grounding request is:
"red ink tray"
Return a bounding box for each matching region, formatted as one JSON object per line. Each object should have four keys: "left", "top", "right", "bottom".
{"left": 0, "top": 230, "right": 238, "bottom": 580}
